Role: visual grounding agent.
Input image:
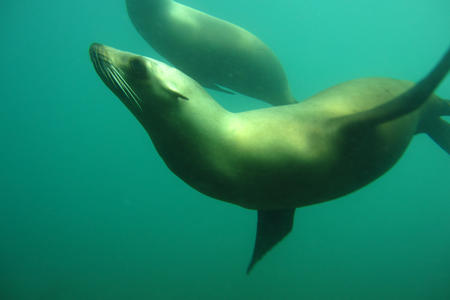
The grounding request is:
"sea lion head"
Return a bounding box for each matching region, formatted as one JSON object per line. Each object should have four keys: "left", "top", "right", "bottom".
{"left": 89, "top": 43, "right": 207, "bottom": 126}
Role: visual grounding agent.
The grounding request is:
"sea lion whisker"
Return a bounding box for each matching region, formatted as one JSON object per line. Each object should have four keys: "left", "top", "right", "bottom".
{"left": 111, "top": 65, "right": 144, "bottom": 108}
{"left": 109, "top": 67, "right": 143, "bottom": 112}
{"left": 107, "top": 67, "right": 131, "bottom": 99}
{"left": 103, "top": 66, "right": 120, "bottom": 92}
{"left": 109, "top": 68, "right": 139, "bottom": 104}
{"left": 93, "top": 53, "right": 114, "bottom": 89}
{"left": 91, "top": 52, "right": 104, "bottom": 77}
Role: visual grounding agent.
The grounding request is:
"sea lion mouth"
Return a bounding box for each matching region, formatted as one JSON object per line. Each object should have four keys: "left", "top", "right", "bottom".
{"left": 89, "top": 43, "right": 144, "bottom": 113}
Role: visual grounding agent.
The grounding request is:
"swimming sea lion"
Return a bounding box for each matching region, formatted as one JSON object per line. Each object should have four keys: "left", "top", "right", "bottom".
{"left": 89, "top": 43, "right": 450, "bottom": 273}
{"left": 125, "top": 0, "right": 296, "bottom": 105}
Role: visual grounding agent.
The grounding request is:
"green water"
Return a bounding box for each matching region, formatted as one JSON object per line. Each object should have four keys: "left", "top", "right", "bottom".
{"left": 1, "top": 0, "right": 449, "bottom": 299}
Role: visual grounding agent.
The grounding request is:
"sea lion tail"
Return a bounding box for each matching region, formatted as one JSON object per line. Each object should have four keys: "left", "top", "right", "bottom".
{"left": 424, "top": 99, "right": 450, "bottom": 154}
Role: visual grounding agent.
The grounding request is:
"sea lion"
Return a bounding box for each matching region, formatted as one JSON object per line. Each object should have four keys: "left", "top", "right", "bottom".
{"left": 125, "top": 0, "right": 296, "bottom": 105}
{"left": 89, "top": 43, "right": 450, "bottom": 273}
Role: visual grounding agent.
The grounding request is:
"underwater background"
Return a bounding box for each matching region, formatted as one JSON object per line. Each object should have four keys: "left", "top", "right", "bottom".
{"left": 1, "top": 0, "right": 449, "bottom": 299}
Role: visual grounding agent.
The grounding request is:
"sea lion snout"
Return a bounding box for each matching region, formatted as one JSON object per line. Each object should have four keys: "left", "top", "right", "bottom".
{"left": 89, "top": 43, "right": 146, "bottom": 115}
{"left": 89, "top": 42, "right": 102, "bottom": 53}
{"left": 89, "top": 43, "right": 108, "bottom": 62}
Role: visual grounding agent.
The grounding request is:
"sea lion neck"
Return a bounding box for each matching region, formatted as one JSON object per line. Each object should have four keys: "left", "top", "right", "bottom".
{"left": 141, "top": 95, "right": 230, "bottom": 143}
{"left": 143, "top": 102, "right": 235, "bottom": 193}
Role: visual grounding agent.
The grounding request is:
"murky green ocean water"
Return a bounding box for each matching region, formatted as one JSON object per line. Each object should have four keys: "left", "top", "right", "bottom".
{"left": 1, "top": 0, "right": 449, "bottom": 299}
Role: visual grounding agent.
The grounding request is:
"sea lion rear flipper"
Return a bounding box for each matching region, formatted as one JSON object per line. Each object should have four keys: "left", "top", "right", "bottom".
{"left": 424, "top": 99, "right": 450, "bottom": 154}
{"left": 426, "top": 117, "right": 450, "bottom": 154}
{"left": 247, "top": 209, "right": 295, "bottom": 274}
{"left": 341, "top": 47, "right": 450, "bottom": 131}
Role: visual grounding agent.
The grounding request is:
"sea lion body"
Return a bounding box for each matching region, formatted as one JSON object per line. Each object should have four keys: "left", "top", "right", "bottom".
{"left": 90, "top": 44, "right": 449, "bottom": 272}
{"left": 159, "top": 78, "right": 440, "bottom": 210}
{"left": 126, "top": 0, "right": 295, "bottom": 105}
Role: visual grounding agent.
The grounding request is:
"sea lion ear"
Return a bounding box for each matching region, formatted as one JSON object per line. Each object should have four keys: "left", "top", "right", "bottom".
{"left": 162, "top": 84, "right": 189, "bottom": 101}
{"left": 170, "top": 89, "right": 189, "bottom": 101}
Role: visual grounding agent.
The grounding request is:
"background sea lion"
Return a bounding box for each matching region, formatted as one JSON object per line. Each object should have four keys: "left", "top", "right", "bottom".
{"left": 89, "top": 43, "right": 449, "bottom": 273}
{"left": 125, "top": 0, "right": 296, "bottom": 105}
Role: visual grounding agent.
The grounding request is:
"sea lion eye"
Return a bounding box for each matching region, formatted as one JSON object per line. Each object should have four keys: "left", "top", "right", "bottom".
{"left": 130, "top": 58, "right": 148, "bottom": 78}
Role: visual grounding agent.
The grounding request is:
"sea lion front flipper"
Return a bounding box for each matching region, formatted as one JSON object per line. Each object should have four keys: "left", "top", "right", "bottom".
{"left": 247, "top": 209, "right": 296, "bottom": 274}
